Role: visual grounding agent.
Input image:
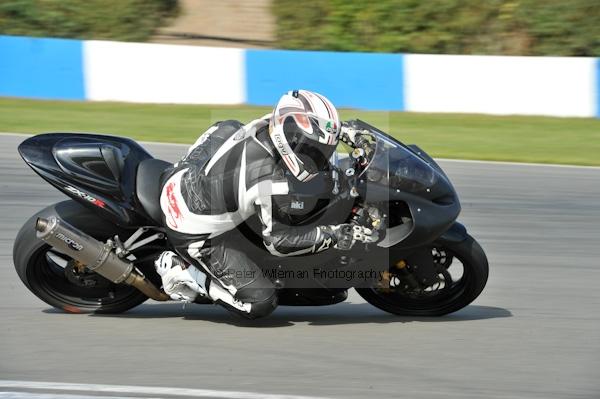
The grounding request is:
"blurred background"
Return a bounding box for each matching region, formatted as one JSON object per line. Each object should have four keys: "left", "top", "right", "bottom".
{"left": 0, "top": 0, "right": 599, "bottom": 164}
{"left": 1, "top": 3, "right": 600, "bottom": 399}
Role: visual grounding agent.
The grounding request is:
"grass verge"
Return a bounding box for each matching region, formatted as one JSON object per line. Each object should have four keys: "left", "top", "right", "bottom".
{"left": 1, "top": 97, "right": 599, "bottom": 165}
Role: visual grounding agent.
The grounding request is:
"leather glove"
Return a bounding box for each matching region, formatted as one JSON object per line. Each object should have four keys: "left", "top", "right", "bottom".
{"left": 341, "top": 124, "right": 374, "bottom": 153}
{"left": 330, "top": 224, "right": 378, "bottom": 250}
{"left": 352, "top": 224, "right": 379, "bottom": 244}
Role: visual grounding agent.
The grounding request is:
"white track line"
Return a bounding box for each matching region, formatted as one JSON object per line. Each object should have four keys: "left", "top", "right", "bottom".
{"left": 0, "top": 132, "right": 32, "bottom": 138}
{"left": 0, "top": 392, "right": 157, "bottom": 399}
{"left": 436, "top": 157, "right": 600, "bottom": 170}
{"left": 2, "top": 132, "right": 599, "bottom": 170}
{"left": 0, "top": 381, "right": 329, "bottom": 399}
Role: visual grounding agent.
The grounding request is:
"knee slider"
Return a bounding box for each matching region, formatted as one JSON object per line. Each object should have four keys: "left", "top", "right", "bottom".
{"left": 243, "top": 292, "right": 278, "bottom": 320}
{"left": 235, "top": 285, "right": 278, "bottom": 319}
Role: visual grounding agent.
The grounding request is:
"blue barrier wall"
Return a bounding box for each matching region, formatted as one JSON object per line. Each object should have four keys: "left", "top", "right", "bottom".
{"left": 0, "top": 35, "right": 85, "bottom": 100}
{"left": 246, "top": 49, "right": 404, "bottom": 111}
{"left": 0, "top": 34, "right": 598, "bottom": 117}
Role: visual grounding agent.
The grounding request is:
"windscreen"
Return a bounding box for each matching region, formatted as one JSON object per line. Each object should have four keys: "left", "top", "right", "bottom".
{"left": 341, "top": 120, "right": 438, "bottom": 193}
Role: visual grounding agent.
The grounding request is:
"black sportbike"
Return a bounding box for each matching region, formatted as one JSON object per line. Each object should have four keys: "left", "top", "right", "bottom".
{"left": 13, "top": 120, "right": 488, "bottom": 316}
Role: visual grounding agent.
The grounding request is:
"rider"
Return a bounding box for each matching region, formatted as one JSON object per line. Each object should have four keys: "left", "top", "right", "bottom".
{"left": 155, "top": 90, "right": 376, "bottom": 319}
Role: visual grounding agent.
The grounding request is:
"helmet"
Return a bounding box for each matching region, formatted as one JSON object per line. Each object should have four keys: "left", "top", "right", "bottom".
{"left": 269, "top": 90, "right": 341, "bottom": 182}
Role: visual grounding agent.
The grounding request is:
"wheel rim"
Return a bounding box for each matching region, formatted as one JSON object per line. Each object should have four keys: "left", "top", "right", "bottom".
{"left": 26, "top": 245, "right": 143, "bottom": 313}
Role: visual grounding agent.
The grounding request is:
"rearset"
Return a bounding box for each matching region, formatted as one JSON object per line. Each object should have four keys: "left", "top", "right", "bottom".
{"left": 113, "top": 227, "right": 166, "bottom": 257}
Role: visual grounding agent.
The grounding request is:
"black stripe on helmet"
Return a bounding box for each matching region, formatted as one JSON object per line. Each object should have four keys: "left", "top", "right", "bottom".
{"left": 297, "top": 92, "right": 314, "bottom": 113}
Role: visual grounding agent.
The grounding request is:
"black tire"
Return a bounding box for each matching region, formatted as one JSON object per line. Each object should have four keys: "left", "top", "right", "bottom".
{"left": 356, "top": 234, "right": 489, "bottom": 316}
{"left": 13, "top": 200, "right": 148, "bottom": 314}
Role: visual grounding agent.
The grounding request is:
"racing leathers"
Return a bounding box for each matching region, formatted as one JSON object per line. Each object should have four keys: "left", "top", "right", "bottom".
{"left": 157, "top": 116, "right": 374, "bottom": 319}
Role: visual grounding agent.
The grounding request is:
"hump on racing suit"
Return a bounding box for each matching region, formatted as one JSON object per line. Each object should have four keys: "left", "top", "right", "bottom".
{"left": 160, "top": 116, "right": 345, "bottom": 259}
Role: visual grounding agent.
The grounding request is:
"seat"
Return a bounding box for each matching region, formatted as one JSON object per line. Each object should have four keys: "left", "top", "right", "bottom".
{"left": 136, "top": 159, "right": 173, "bottom": 225}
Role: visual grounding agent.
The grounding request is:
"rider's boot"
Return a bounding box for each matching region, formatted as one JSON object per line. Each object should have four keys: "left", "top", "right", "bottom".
{"left": 154, "top": 251, "right": 252, "bottom": 314}
{"left": 154, "top": 251, "right": 208, "bottom": 302}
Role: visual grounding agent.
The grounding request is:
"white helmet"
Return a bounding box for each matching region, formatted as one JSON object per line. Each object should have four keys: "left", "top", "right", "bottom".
{"left": 269, "top": 90, "right": 341, "bottom": 182}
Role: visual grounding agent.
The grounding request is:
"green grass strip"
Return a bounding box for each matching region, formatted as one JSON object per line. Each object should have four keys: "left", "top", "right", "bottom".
{"left": 1, "top": 97, "right": 599, "bottom": 166}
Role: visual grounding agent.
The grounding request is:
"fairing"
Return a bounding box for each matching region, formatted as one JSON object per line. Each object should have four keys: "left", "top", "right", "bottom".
{"left": 338, "top": 120, "right": 461, "bottom": 249}
{"left": 18, "top": 133, "right": 155, "bottom": 227}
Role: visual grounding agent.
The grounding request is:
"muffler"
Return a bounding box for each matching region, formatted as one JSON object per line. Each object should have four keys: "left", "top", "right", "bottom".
{"left": 35, "top": 217, "right": 169, "bottom": 301}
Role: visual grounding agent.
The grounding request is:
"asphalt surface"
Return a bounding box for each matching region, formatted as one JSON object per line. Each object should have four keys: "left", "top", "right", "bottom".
{"left": 1, "top": 133, "right": 599, "bottom": 398}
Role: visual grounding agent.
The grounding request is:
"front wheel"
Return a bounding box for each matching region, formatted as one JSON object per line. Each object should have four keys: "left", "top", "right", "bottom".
{"left": 13, "top": 201, "right": 149, "bottom": 314}
{"left": 356, "top": 234, "right": 488, "bottom": 316}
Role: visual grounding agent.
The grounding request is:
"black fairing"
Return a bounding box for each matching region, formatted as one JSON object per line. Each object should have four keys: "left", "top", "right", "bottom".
{"left": 347, "top": 120, "right": 461, "bottom": 249}
{"left": 18, "top": 133, "right": 155, "bottom": 227}
{"left": 362, "top": 183, "right": 461, "bottom": 249}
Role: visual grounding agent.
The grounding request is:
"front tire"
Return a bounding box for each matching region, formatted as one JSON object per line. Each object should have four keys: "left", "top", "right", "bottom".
{"left": 13, "top": 201, "right": 148, "bottom": 314}
{"left": 356, "top": 234, "right": 488, "bottom": 316}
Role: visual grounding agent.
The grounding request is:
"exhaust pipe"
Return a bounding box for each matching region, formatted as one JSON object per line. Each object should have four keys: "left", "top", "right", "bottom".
{"left": 35, "top": 217, "right": 169, "bottom": 301}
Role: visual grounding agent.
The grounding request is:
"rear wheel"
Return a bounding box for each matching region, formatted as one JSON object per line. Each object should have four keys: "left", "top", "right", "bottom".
{"left": 13, "top": 201, "right": 148, "bottom": 314}
{"left": 356, "top": 234, "right": 488, "bottom": 316}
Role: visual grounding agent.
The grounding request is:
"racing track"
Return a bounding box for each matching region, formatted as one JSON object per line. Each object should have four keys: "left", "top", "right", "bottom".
{"left": 0, "top": 134, "right": 599, "bottom": 399}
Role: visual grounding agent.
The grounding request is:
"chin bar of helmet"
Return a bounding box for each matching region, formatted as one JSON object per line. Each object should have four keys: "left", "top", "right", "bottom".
{"left": 35, "top": 217, "right": 169, "bottom": 301}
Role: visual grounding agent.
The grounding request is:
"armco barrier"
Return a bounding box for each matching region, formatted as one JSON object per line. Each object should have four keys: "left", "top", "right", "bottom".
{"left": 245, "top": 49, "right": 404, "bottom": 111}
{"left": 0, "top": 35, "right": 599, "bottom": 118}
{"left": 0, "top": 36, "right": 85, "bottom": 100}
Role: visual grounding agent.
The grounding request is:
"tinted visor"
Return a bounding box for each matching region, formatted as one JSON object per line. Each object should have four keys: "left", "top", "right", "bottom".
{"left": 283, "top": 115, "right": 336, "bottom": 173}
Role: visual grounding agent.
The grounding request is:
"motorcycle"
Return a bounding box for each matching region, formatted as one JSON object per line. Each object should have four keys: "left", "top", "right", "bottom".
{"left": 13, "top": 119, "right": 488, "bottom": 316}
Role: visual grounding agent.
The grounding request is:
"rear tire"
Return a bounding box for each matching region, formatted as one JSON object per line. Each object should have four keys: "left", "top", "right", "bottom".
{"left": 356, "top": 234, "right": 488, "bottom": 316}
{"left": 13, "top": 201, "right": 148, "bottom": 314}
